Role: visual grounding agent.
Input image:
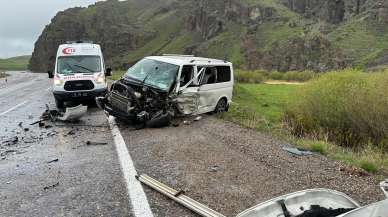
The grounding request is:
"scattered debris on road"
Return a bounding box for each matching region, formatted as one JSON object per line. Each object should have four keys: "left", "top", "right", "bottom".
{"left": 338, "top": 165, "right": 370, "bottom": 177}
{"left": 194, "top": 116, "right": 202, "bottom": 122}
{"left": 2, "top": 136, "right": 19, "bottom": 146}
{"left": 209, "top": 165, "right": 220, "bottom": 173}
{"left": 138, "top": 174, "right": 388, "bottom": 217}
{"left": 41, "top": 104, "right": 88, "bottom": 122}
{"left": 380, "top": 179, "right": 388, "bottom": 198}
{"left": 137, "top": 174, "right": 226, "bottom": 217}
{"left": 47, "top": 158, "right": 59, "bottom": 164}
{"left": 86, "top": 141, "right": 108, "bottom": 146}
{"left": 43, "top": 182, "right": 60, "bottom": 190}
{"left": 282, "top": 145, "right": 313, "bottom": 156}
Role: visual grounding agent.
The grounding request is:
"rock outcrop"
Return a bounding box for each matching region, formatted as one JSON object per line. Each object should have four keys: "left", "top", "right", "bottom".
{"left": 29, "top": 0, "right": 388, "bottom": 73}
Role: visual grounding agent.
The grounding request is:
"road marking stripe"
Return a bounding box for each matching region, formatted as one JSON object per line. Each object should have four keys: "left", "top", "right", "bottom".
{"left": 108, "top": 116, "right": 154, "bottom": 217}
{"left": 0, "top": 101, "right": 28, "bottom": 116}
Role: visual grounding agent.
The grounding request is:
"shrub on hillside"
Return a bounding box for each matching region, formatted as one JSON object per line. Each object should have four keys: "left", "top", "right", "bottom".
{"left": 283, "top": 71, "right": 317, "bottom": 82}
{"left": 235, "top": 70, "right": 265, "bottom": 83}
{"left": 285, "top": 69, "right": 388, "bottom": 148}
{"left": 268, "top": 71, "right": 317, "bottom": 82}
{"left": 268, "top": 71, "right": 284, "bottom": 80}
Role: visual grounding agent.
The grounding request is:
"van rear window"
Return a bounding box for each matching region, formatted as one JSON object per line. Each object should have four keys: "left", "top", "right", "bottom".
{"left": 57, "top": 56, "right": 101, "bottom": 74}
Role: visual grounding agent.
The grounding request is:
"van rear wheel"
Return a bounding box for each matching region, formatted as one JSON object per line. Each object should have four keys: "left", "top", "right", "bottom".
{"left": 214, "top": 98, "right": 228, "bottom": 113}
{"left": 55, "top": 98, "right": 64, "bottom": 109}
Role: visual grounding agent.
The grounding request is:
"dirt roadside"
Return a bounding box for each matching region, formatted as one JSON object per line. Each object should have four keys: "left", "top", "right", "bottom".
{"left": 119, "top": 116, "right": 385, "bottom": 217}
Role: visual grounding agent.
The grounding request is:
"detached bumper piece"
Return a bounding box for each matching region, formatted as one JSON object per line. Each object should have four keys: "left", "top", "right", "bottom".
{"left": 137, "top": 174, "right": 226, "bottom": 217}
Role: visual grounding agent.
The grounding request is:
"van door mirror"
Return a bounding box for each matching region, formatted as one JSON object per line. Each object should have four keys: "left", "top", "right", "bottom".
{"left": 48, "top": 70, "right": 54, "bottom": 79}
{"left": 105, "top": 68, "right": 112, "bottom": 76}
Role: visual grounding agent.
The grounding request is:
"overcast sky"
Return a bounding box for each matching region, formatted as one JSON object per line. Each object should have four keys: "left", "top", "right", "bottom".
{"left": 0, "top": 0, "right": 104, "bottom": 58}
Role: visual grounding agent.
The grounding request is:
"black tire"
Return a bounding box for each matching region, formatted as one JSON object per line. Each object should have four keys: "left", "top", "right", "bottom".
{"left": 214, "top": 98, "right": 228, "bottom": 113}
{"left": 55, "top": 98, "right": 64, "bottom": 109}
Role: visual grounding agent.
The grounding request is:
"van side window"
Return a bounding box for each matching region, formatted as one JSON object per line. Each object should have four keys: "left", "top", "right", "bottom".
{"left": 216, "top": 66, "right": 231, "bottom": 83}
{"left": 180, "top": 65, "right": 194, "bottom": 87}
{"left": 200, "top": 67, "right": 217, "bottom": 85}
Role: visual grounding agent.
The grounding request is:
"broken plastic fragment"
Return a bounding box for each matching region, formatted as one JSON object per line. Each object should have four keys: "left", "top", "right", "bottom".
{"left": 57, "top": 105, "right": 88, "bottom": 121}
{"left": 282, "top": 145, "right": 313, "bottom": 156}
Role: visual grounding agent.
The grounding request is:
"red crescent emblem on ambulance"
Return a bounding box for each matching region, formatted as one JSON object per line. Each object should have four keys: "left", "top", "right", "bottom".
{"left": 62, "top": 47, "right": 76, "bottom": 54}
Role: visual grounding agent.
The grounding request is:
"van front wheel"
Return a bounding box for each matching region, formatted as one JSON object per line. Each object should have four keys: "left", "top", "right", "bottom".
{"left": 55, "top": 98, "right": 64, "bottom": 109}
{"left": 214, "top": 98, "right": 228, "bottom": 113}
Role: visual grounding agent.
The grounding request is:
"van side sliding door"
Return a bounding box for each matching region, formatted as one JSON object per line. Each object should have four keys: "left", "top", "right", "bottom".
{"left": 197, "top": 65, "right": 233, "bottom": 113}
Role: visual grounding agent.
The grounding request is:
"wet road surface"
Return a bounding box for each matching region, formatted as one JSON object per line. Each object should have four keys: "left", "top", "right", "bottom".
{"left": 0, "top": 72, "right": 131, "bottom": 217}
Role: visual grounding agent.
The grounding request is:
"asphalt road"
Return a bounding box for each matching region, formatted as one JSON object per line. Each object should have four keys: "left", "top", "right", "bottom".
{"left": 0, "top": 72, "right": 131, "bottom": 217}
{"left": 0, "top": 72, "right": 386, "bottom": 217}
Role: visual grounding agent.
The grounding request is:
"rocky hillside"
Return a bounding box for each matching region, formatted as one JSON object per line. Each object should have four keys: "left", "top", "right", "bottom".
{"left": 29, "top": 0, "right": 388, "bottom": 73}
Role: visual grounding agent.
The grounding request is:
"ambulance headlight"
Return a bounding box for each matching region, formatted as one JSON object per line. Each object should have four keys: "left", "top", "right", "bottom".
{"left": 54, "top": 76, "right": 64, "bottom": 86}
{"left": 96, "top": 73, "right": 106, "bottom": 84}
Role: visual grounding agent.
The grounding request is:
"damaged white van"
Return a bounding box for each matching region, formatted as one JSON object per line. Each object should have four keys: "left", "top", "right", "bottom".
{"left": 52, "top": 41, "right": 111, "bottom": 108}
{"left": 96, "top": 55, "right": 233, "bottom": 127}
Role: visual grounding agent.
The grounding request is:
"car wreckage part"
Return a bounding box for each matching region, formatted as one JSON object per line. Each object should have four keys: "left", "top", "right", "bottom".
{"left": 337, "top": 199, "right": 388, "bottom": 217}
{"left": 136, "top": 174, "right": 226, "bottom": 217}
{"left": 380, "top": 179, "right": 388, "bottom": 198}
{"left": 57, "top": 104, "right": 88, "bottom": 121}
{"left": 236, "top": 189, "right": 360, "bottom": 217}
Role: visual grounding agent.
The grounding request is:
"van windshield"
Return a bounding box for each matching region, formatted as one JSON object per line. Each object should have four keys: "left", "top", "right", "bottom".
{"left": 124, "top": 58, "right": 179, "bottom": 91}
{"left": 57, "top": 56, "right": 101, "bottom": 74}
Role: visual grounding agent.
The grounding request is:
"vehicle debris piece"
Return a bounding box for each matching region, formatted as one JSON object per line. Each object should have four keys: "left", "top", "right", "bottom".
{"left": 86, "top": 141, "right": 108, "bottom": 146}
{"left": 30, "top": 120, "right": 43, "bottom": 126}
{"left": 57, "top": 105, "right": 88, "bottom": 121}
{"left": 294, "top": 205, "right": 353, "bottom": 217}
{"left": 338, "top": 199, "right": 388, "bottom": 217}
{"left": 0, "top": 150, "right": 17, "bottom": 156}
{"left": 237, "top": 189, "right": 359, "bottom": 217}
{"left": 137, "top": 174, "right": 226, "bottom": 217}
{"left": 380, "top": 179, "right": 388, "bottom": 198}
{"left": 2, "top": 136, "right": 18, "bottom": 146}
{"left": 282, "top": 145, "right": 313, "bottom": 156}
{"left": 194, "top": 116, "right": 202, "bottom": 122}
{"left": 47, "top": 158, "right": 59, "bottom": 164}
{"left": 41, "top": 104, "right": 87, "bottom": 122}
{"left": 43, "top": 182, "right": 59, "bottom": 190}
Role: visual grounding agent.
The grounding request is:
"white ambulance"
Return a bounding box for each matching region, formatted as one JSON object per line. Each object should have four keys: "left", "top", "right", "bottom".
{"left": 52, "top": 41, "right": 111, "bottom": 108}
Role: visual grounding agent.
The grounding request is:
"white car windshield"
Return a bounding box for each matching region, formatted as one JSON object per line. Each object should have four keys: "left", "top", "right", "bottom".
{"left": 57, "top": 56, "right": 101, "bottom": 74}
{"left": 124, "top": 58, "right": 179, "bottom": 91}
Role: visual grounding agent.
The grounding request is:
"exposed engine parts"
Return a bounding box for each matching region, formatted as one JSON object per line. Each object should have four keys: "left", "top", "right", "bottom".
{"left": 96, "top": 79, "right": 178, "bottom": 128}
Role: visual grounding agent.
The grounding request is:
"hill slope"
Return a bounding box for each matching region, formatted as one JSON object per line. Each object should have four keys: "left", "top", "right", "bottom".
{"left": 29, "top": 0, "right": 388, "bottom": 72}
{"left": 0, "top": 55, "right": 31, "bottom": 71}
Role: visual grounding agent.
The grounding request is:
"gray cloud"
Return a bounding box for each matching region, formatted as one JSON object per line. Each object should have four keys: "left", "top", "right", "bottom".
{"left": 0, "top": 0, "right": 103, "bottom": 58}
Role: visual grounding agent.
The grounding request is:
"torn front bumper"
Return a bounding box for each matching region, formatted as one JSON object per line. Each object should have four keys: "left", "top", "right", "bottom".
{"left": 96, "top": 96, "right": 136, "bottom": 121}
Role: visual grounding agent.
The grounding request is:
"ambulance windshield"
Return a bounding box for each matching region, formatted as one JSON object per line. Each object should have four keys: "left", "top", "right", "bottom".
{"left": 57, "top": 56, "right": 101, "bottom": 74}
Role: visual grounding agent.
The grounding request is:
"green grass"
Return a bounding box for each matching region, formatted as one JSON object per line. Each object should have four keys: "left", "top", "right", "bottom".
{"left": 220, "top": 80, "right": 388, "bottom": 173}
{"left": 0, "top": 55, "right": 31, "bottom": 71}
{"left": 220, "top": 83, "right": 299, "bottom": 134}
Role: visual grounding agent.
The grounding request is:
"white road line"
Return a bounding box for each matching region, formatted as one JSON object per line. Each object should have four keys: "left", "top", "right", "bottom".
{"left": 0, "top": 101, "right": 28, "bottom": 116}
{"left": 108, "top": 116, "right": 154, "bottom": 217}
